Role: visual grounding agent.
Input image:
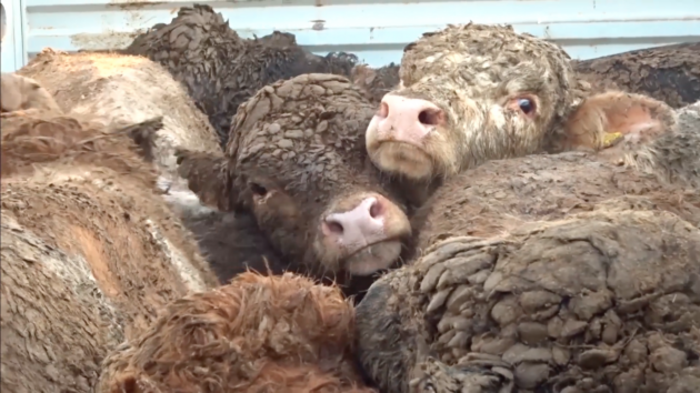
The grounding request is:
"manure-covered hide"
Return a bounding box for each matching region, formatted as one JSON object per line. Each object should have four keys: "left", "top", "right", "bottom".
{"left": 410, "top": 151, "right": 700, "bottom": 252}
{"left": 176, "top": 73, "right": 412, "bottom": 294}
{"left": 627, "top": 100, "right": 700, "bottom": 190}
{"left": 124, "top": 4, "right": 359, "bottom": 147}
{"left": 357, "top": 210, "right": 700, "bottom": 393}
{"left": 11, "top": 50, "right": 253, "bottom": 276}
{"left": 0, "top": 113, "right": 219, "bottom": 393}
{"left": 573, "top": 42, "right": 700, "bottom": 109}
{"left": 97, "top": 272, "right": 377, "bottom": 393}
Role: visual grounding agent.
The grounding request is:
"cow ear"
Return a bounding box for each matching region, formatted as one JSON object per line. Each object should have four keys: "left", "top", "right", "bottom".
{"left": 176, "top": 148, "right": 236, "bottom": 212}
{"left": 562, "top": 91, "right": 676, "bottom": 153}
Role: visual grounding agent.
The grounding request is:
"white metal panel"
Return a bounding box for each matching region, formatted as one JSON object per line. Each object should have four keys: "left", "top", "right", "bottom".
{"left": 1, "top": 0, "right": 26, "bottom": 72}
{"left": 3, "top": 0, "right": 700, "bottom": 72}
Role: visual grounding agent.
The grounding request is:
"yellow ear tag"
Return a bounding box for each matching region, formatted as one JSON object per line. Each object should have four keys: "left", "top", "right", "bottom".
{"left": 602, "top": 132, "right": 624, "bottom": 149}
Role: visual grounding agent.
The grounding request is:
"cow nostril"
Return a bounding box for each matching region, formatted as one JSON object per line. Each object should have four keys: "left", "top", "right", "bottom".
{"left": 369, "top": 199, "right": 383, "bottom": 218}
{"left": 324, "top": 220, "right": 344, "bottom": 235}
{"left": 378, "top": 101, "right": 389, "bottom": 118}
{"left": 418, "top": 108, "right": 442, "bottom": 126}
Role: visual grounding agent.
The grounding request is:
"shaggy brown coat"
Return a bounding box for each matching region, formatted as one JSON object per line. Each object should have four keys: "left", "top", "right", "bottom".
{"left": 0, "top": 109, "right": 219, "bottom": 393}
{"left": 96, "top": 272, "right": 377, "bottom": 393}
{"left": 15, "top": 48, "right": 221, "bottom": 190}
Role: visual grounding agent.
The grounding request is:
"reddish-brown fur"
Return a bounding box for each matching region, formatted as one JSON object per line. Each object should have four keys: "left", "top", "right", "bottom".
{"left": 97, "top": 272, "right": 377, "bottom": 393}
{"left": 1, "top": 107, "right": 219, "bottom": 393}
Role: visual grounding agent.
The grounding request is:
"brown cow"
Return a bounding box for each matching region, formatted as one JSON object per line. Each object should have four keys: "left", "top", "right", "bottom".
{"left": 364, "top": 24, "right": 697, "bottom": 205}
{"left": 355, "top": 128, "right": 700, "bottom": 392}
{"left": 96, "top": 271, "right": 377, "bottom": 393}
{"left": 0, "top": 77, "right": 219, "bottom": 393}
{"left": 176, "top": 73, "right": 412, "bottom": 295}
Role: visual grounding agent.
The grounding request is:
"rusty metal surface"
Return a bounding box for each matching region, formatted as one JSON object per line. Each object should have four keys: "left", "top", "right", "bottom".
{"left": 2, "top": 0, "right": 700, "bottom": 71}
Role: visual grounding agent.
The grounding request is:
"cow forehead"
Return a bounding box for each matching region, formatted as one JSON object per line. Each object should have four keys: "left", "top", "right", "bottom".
{"left": 234, "top": 115, "right": 371, "bottom": 196}
{"left": 402, "top": 24, "right": 572, "bottom": 89}
{"left": 409, "top": 24, "right": 568, "bottom": 61}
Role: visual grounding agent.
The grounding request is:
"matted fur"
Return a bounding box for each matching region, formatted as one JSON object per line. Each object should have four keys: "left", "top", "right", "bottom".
{"left": 366, "top": 24, "right": 693, "bottom": 205}
{"left": 124, "top": 4, "right": 359, "bottom": 147}
{"left": 358, "top": 210, "right": 700, "bottom": 393}
{"left": 177, "top": 74, "right": 412, "bottom": 293}
{"left": 356, "top": 142, "right": 700, "bottom": 392}
{"left": 1, "top": 111, "right": 219, "bottom": 393}
{"left": 97, "top": 271, "right": 377, "bottom": 393}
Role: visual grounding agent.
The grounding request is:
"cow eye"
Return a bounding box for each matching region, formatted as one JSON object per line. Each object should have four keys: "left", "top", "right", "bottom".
{"left": 518, "top": 98, "right": 534, "bottom": 114}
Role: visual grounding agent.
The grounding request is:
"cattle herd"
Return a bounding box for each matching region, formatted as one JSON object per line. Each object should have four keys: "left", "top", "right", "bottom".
{"left": 1, "top": 4, "right": 699, "bottom": 393}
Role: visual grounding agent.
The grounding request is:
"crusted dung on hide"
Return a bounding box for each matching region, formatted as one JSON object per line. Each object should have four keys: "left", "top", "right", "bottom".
{"left": 177, "top": 73, "right": 412, "bottom": 296}
{"left": 573, "top": 42, "right": 700, "bottom": 109}
{"left": 124, "top": 4, "right": 359, "bottom": 147}
{"left": 12, "top": 49, "right": 264, "bottom": 277}
{"left": 366, "top": 23, "right": 587, "bottom": 183}
{"left": 357, "top": 209, "right": 700, "bottom": 393}
{"left": 410, "top": 151, "right": 700, "bottom": 251}
{"left": 97, "top": 271, "right": 377, "bottom": 393}
{"left": 624, "top": 100, "right": 700, "bottom": 190}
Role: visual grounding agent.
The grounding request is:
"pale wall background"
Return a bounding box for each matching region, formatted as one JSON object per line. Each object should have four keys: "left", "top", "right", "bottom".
{"left": 2, "top": 0, "right": 700, "bottom": 72}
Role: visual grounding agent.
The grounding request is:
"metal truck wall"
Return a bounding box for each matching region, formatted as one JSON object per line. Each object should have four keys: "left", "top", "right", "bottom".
{"left": 1, "top": 0, "right": 25, "bottom": 72}
{"left": 2, "top": 0, "right": 700, "bottom": 72}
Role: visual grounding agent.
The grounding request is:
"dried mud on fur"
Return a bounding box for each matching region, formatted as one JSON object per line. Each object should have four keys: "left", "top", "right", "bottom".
{"left": 358, "top": 209, "right": 700, "bottom": 393}
{"left": 410, "top": 151, "right": 700, "bottom": 252}
{"left": 573, "top": 42, "right": 700, "bottom": 109}
{"left": 125, "top": 4, "right": 359, "bottom": 147}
